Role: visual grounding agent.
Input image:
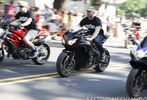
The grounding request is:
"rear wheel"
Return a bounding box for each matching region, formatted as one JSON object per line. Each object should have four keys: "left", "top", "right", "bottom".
{"left": 94, "top": 49, "right": 110, "bottom": 72}
{"left": 32, "top": 43, "right": 50, "bottom": 65}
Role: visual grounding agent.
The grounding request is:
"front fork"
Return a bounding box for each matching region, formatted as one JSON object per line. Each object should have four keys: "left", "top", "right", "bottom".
{"left": 63, "top": 50, "right": 75, "bottom": 67}
{"left": 138, "top": 69, "right": 147, "bottom": 87}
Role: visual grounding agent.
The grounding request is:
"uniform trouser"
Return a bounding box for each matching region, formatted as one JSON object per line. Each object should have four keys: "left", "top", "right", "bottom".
{"left": 92, "top": 34, "right": 105, "bottom": 54}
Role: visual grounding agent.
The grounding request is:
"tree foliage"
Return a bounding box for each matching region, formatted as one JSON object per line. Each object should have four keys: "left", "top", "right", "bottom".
{"left": 53, "top": 0, "right": 102, "bottom": 11}
{"left": 117, "top": 0, "right": 147, "bottom": 18}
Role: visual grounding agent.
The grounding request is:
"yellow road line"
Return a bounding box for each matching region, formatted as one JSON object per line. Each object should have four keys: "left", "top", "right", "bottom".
{"left": 0, "top": 65, "right": 130, "bottom": 86}
{"left": 0, "top": 70, "right": 91, "bottom": 83}
{"left": 0, "top": 70, "right": 93, "bottom": 86}
{"left": 0, "top": 72, "right": 57, "bottom": 82}
{"left": 0, "top": 65, "right": 129, "bottom": 82}
{"left": 0, "top": 75, "right": 59, "bottom": 86}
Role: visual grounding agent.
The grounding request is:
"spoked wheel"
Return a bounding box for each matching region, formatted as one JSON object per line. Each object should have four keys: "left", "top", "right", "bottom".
{"left": 32, "top": 43, "right": 50, "bottom": 65}
{"left": 94, "top": 49, "right": 110, "bottom": 72}
{"left": 56, "top": 52, "right": 75, "bottom": 77}
{"left": 126, "top": 69, "right": 145, "bottom": 98}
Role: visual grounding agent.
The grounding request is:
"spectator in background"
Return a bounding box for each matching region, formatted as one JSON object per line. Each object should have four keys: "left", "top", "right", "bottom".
{"left": 48, "top": 9, "right": 59, "bottom": 40}
{"left": 7, "top": 7, "right": 16, "bottom": 18}
{"left": 34, "top": 6, "right": 42, "bottom": 29}
{"left": 61, "top": 11, "right": 68, "bottom": 30}
{"left": 67, "top": 11, "right": 75, "bottom": 29}
{"left": 0, "top": 6, "right": 15, "bottom": 27}
{"left": 52, "top": 9, "right": 61, "bottom": 25}
{"left": 7, "top": 1, "right": 17, "bottom": 15}
{"left": 132, "top": 18, "right": 141, "bottom": 30}
{"left": 42, "top": 5, "right": 54, "bottom": 32}
{"left": 58, "top": 11, "right": 69, "bottom": 37}
{"left": 106, "top": 16, "right": 112, "bottom": 34}
{"left": 120, "top": 16, "right": 127, "bottom": 28}
{"left": 0, "top": 2, "right": 4, "bottom": 18}
{"left": 44, "top": 5, "right": 53, "bottom": 23}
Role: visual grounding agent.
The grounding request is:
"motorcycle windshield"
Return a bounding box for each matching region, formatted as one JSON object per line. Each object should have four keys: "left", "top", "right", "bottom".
{"left": 64, "top": 31, "right": 75, "bottom": 41}
{"left": 0, "top": 14, "right": 12, "bottom": 26}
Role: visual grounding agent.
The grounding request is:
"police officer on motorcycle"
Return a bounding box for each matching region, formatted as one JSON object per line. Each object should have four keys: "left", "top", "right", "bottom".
{"left": 79, "top": 6, "right": 105, "bottom": 62}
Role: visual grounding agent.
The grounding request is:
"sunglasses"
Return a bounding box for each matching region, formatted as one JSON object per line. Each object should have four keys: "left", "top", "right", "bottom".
{"left": 19, "top": 6, "right": 24, "bottom": 8}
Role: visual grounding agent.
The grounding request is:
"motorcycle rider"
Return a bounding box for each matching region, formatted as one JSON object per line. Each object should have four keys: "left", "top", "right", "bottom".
{"left": 132, "top": 19, "right": 141, "bottom": 30}
{"left": 79, "top": 6, "right": 105, "bottom": 62}
{"left": 12, "top": 1, "right": 38, "bottom": 58}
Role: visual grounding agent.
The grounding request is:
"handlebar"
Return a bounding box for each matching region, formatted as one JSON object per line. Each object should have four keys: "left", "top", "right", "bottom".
{"left": 72, "top": 29, "right": 90, "bottom": 38}
{"left": 9, "top": 25, "right": 27, "bottom": 33}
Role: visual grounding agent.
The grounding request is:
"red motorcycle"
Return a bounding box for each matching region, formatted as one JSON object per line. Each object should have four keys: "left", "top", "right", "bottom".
{"left": 0, "top": 16, "right": 50, "bottom": 65}
{"left": 124, "top": 27, "right": 141, "bottom": 48}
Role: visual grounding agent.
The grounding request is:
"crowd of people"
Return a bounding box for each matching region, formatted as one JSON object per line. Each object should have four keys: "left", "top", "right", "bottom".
{"left": 0, "top": 1, "right": 85, "bottom": 40}
{"left": 0, "top": 1, "right": 146, "bottom": 40}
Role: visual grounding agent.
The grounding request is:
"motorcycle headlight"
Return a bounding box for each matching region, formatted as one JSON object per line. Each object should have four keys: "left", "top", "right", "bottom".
{"left": 68, "top": 39, "right": 77, "bottom": 45}
{"left": 134, "top": 50, "right": 145, "bottom": 59}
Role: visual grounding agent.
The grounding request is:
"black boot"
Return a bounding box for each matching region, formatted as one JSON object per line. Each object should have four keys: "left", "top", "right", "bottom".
{"left": 100, "top": 53, "right": 105, "bottom": 63}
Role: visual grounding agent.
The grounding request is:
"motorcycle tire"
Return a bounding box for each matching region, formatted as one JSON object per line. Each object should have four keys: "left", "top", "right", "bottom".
{"left": 94, "top": 49, "right": 110, "bottom": 72}
{"left": 32, "top": 43, "right": 50, "bottom": 65}
{"left": 126, "top": 68, "right": 144, "bottom": 98}
{"left": 56, "top": 52, "right": 75, "bottom": 77}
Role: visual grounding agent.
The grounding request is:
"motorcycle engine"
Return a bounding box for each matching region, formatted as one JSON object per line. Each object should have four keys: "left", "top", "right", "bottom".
{"left": 18, "top": 48, "right": 32, "bottom": 59}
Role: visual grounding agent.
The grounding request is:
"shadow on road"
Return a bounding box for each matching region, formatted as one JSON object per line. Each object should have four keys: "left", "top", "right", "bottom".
{"left": 0, "top": 59, "right": 56, "bottom": 79}
{"left": 0, "top": 61, "right": 146, "bottom": 99}
{"left": 110, "top": 51, "right": 130, "bottom": 65}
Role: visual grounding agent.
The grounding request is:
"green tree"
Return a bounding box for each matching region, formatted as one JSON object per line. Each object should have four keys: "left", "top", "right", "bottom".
{"left": 53, "top": 0, "right": 66, "bottom": 10}
{"left": 138, "top": 2, "right": 147, "bottom": 17}
{"left": 53, "top": 0, "right": 102, "bottom": 11}
{"left": 90, "top": 0, "right": 102, "bottom": 10}
{"left": 117, "top": 0, "right": 146, "bottom": 18}
{"left": 0, "top": 0, "right": 5, "bottom": 2}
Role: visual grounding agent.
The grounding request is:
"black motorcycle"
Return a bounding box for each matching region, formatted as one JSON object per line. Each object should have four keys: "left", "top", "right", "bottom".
{"left": 56, "top": 28, "right": 110, "bottom": 77}
{"left": 126, "top": 36, "right": 147, "bottom": 98}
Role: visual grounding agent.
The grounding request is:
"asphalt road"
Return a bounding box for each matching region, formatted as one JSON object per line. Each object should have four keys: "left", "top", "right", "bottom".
{"left": 0, "top": 38, "right": 146, "bottom": 100}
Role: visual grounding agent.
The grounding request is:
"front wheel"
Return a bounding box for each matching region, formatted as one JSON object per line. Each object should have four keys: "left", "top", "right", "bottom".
{"left": 56, "top": 52, "right": 75, "bottom": 77}
{"left": 94, "top": 49, "right": 110, "bottom": 72}
{"left": 126, "top": 68, "right": 144, "bottom": 98}
{"left": 32, "top": 43, "right": 50, "bottom": 65}
{"left": 0, "top": 48, "right": 4, "bottom": 63}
